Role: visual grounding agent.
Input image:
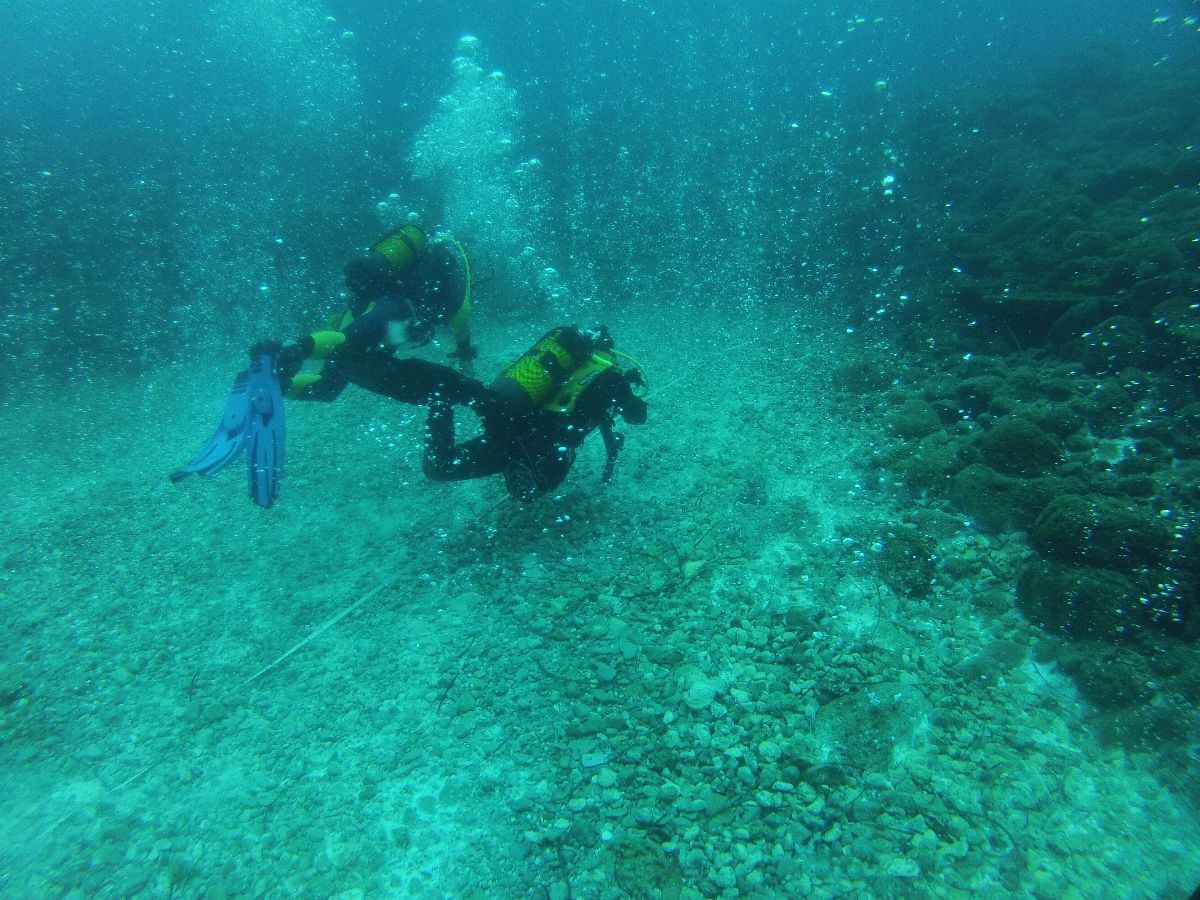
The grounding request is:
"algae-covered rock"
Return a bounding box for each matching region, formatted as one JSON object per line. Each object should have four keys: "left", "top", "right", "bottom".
{"left": 954, "top": 376, "right": 1003, "bottom": 416}
{"left": 1016, "top": 560, "right": 1140, "bottom": 641}
{"left": 874, "top": 525, "right": 937, "bottom": 599}
{"left": 1059, "top": 643, "right": 1155, "bottom": 708}
{"left": 1048, "top": 297, "right": 1122, "bottom": 345}
{"left": 1075, "top": 378, "right": 1141, "bottom": 437}
{"left": 1004, "top": 365, "right": 1059, "bottom": 403}
{"left": 950, "top": 463, "right": 1061, "bottom": 532}
{"left": 1116, "top": 475, "right": 1157, "bottom": 499}
{"left": 885, "top": 431, "right": 968, "bottom": 491}
{"left": 1114, "top": 454, "right": 1160, "bottom": 477}
{"left": 815, "top": 682, "right": 931, "bottom": 769}
{"left": 1152, "top": 296, "right": 1200, "bottom": 346}
{"left": 1085, "top": 164, "right": 1172, "bottom": 205}
{"left": 953, "top": 638, "right": 1028, "bottom": 683}
{"left": 1030, "top": 494, "right": 1174, "bottom": 568}
{"left": 968, "top": 290, "right": 1077, "bottom": 343}
{"left": 610, "top": 834, "right": 683, "bottom": 899}
{"left": 1164, "top": 407, "right": 1200, "bottom": 460}
{"left": 887, "top": 398, "right": 941, "bottom": 439}
{"left": 1023, "top": 403, "right": 1085, "bottom": 439}
{"left": 1132, "top": 437, "right": 1172, "bottom": 462}
{"left": 1082, "top": 315, "right": 1150, "bottom": 373}
{"left": 978, "top": 417, "right": 1062, "bottom": 476}
{"left": 831, "top": 359, "right": 889, "bottom": 394}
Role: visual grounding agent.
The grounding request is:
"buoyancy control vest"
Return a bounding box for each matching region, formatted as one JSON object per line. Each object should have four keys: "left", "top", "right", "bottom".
{"left": 490, "top": 326, "right": 617, "bottom": 415}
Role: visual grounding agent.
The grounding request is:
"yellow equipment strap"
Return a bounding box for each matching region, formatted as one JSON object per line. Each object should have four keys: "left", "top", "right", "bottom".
{"left": 441, "top": 236, "right": 472, "bottom": 339}
{"left": 545, "top": 352, "right": 616, "bottom": 414}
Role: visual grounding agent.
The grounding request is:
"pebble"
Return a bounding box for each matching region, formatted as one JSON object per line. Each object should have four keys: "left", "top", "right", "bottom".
{"left": 547, "top": 818, "right": 571, "bottom": 837}
{"left": 710, "top": 865, "right": 737, "bottom": 888}
{"left": 756, "top": 790, "right": 781, "bottom": 809}
{"left": 758, "top": 739, "right": 783, "bottom": 762}
{"left": 581, "top": 751, "right": 609, "bottom": 768}
{"left": 1063, "top": 768, "right": 1095, "bottom": 805}
{"left": 683, "top": 681, "right": 718, "bottom": 711}
{"left": 618, "top": 639, "right": 640, "bottom": 660}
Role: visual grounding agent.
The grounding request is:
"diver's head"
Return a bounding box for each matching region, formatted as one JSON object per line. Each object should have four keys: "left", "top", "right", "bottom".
{"left": 503, "top": 460, "right": 542, "bottom": 503}
{"left": 503, "top": 447, "right": 575, "bottom": 502}
{"left": 343, "top": 253, "right": 394, "bottom": 300}
{"left": 583, "top": 324, "right": 614, "bottom": 351}
{"left": 619, "top": 390, "right": 649, "bottom": 425}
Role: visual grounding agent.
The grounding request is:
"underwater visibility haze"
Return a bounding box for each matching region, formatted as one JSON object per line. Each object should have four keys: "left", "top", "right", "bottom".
{"left": 2, "top": 0, "right": 1200, "bottom": 896}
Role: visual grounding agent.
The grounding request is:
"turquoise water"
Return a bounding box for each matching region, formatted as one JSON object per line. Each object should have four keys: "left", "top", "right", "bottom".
{"left": 2, "top": 2, "right": 1199, "bottom": 897}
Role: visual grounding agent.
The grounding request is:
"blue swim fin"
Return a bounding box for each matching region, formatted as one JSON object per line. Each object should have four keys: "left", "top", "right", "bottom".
{"left": 245, "top": 353, "right": 286, "bottom": 508}
{"left": 170, "top": 370, "right": 252, "bottom": 483}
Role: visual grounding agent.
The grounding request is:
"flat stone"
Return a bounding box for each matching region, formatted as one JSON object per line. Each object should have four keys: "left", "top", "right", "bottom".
{"left": 885, "top": 858, "right": 920, "bottom": 879}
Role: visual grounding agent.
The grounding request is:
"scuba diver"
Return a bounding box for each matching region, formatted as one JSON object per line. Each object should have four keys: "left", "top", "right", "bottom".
{"left": 344, "top": 221, "right": 477, "bottom": 374}
{"left": 301, "top": 220, "right": 478, "bottom": 391}
{"left": 171, "top": 321, "right": 646, "bottom": 507}
{"left": 420, "top": 324, "right": 648, "bottom": 501}
{"left": 170, "top": 220, "right": 482, "bottom": 507}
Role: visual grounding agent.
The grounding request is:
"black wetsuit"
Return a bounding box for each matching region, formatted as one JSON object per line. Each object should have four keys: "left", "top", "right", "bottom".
{"left": 288, "top": 305, "right": 482, "bottom": 404}
{"left": 271, "top": 308, "right": 646, "bottom": 499}
{"left": 422, "top": 366, "right": 647, "bottom": 500}
{"left": 277, "top": 241, "right": 476, "bottom": 404}
{"left": 297, "top": 348, "right": 644, "bottom": 500}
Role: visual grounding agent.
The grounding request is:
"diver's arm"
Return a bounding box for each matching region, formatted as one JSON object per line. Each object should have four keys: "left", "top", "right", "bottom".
{"left": 446, "top": 306, "right": 477, "bottom": 374}
{"left": 607, "top": 370, "right": 649, "bottom": 425}
{"left": 443, "top": 243, "right": 476, "bottom": 371}
{"left": 251, "top": 330, "right": 350, "bottom": 400}
{"left": 598, "top": 419, "right": 625, "bottom": 483}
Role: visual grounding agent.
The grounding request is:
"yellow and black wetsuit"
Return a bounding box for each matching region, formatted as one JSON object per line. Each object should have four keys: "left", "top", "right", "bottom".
{"left": 421, "top": 326, "right": 648, "bottom": 500}
{"left": 276, "top": 235, "right": 475, "bottom": 403}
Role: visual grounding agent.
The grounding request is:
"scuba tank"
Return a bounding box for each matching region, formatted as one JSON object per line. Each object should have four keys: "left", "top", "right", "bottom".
{"left": 370, "top": 224, "right": 427, "bottom": 271}
{"left": 491, "top": 326, "right": 609, "bottom": 413}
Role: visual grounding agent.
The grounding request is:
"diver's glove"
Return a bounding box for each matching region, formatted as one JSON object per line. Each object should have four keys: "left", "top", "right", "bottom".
{"left": 616, "top": 369, "right": 648, "bottom": 424}
{"left": 583, "top": 325, "right": 615, "bottom": 352}
{"left": 404, "top": 319, "right": 435, "bottom": 347}
{"left": 619, "top": 396, "right": 648, "bottom": 425}
{"left": 249, "top": 338, "right": 311, "bottom": 383}
{"left": 599, "top": 422, "right": 625, "bottom": 484}
{"left": 249, "top": 339, "right": 282, "bottom": 363}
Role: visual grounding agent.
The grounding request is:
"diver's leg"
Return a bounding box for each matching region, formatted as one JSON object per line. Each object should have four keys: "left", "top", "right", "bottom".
{"left": 338, "top": 352, "right": 494, "bottom": 408}
{"left": 285, "top": 369, "right": 348, "bottom": 402}
{"left": 422, "top": 403, "right": 507, "bottom": 483}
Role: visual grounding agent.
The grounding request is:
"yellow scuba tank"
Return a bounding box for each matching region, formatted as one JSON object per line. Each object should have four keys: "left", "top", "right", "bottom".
{"left": 371, "top": 224, "right": 427, "bottom": 272}
{"left": 491, "top": 326, "right": 598, "bottom": 413}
